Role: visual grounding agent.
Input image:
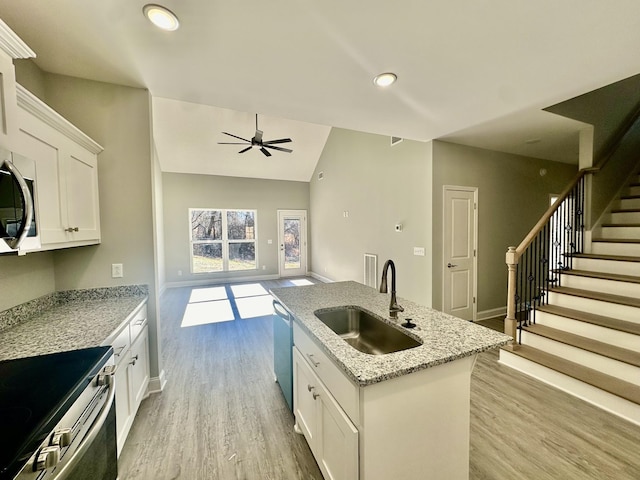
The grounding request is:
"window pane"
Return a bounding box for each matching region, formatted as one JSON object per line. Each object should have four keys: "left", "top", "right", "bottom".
{"left": 192, "top": 243, "right": 222, "bottom": 272}
{"left": 284, "top": 218, "right": 301, "bottom": 269}
{"left": 229, "top": 242, "right": 256, "bottom": 270}
{"left": 191, "top": 210, "right": 222, "bottom": 240}
{"left": 227, "top": 210, "right": 255, "bottom": 240}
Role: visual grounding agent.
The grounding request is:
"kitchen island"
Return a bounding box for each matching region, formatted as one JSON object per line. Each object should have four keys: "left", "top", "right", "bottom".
{"left": 270, "top": 281, "right": 511, "bottom": 480}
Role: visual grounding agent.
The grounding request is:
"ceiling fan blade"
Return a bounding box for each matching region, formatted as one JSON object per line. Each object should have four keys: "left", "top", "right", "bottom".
{"left": 222, "top": 132, "right": 251, "bottom": 142}
{"left": 263, "top": 145, "right": 293, "bottom": 153}
{"left": 218, "top": 142, "right": 250, "bottom": 145}
{"left": 263, "top": 138, "right": 292, "bottom": 145}
{"left": 238, "top": 146, "right": 253, "bottom": 154}
{"left": 260, "top": 147, "right": 272, "bottom": 157}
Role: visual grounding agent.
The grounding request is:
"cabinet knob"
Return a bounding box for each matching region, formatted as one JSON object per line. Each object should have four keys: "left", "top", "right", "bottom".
{"left": 65, "top": 227, "right": 79, "bottom": 232}
{"left": 34, "top": 446, "right": 60, "bottom": 471}
{"left": 312, "top": 392, "right": 320, "bottom": 400}
{"left": 307, "top": 384, "right": 314, "bottom": 392}
{"left": 129, "top": 354, "right": 139, "bottom": 366}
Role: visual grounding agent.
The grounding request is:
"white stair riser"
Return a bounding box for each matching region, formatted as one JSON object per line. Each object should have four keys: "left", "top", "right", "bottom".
{"left": 608, "top": 211, "right": 640, "bottom": 224}
{"left": 598, "top": 226, "right": 640, "bottom": 239}
{"left": 536, "top": 311, "right": 639, "bottom": 351}
{"left": 560, "top": 274, "right": 640, "bottom": 298}
{"left": 629, "top": 185, "right": 640, "bottom": 196}
{"left": 618, "top": 197, "right": 640, "bottom": 209}
{"left": 520, "top": 331, "right": 639, "bottom": 385}
{"left": 499, "top": 349, "right": 640, "bottom": 427}
{"left": 572, "top": 257, "right": 640, "bottom": 276}
{"left": 547, "top": 291, "right": 640, "bottom": 324}
{"left": 591, "top": 241, "right": 640, "bottom": 256}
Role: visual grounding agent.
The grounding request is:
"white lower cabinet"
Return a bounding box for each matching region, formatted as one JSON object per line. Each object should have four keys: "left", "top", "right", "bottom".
{"left": 293, "top": 347, "right": 358, "bottom": 480}
{"left": 106, "top": 303, "right": 150, "bottom": 456}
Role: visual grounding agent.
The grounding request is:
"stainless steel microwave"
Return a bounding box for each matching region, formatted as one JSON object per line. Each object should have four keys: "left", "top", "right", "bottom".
{"left": 0, "top": 147, "right": 40, "bottom": 255}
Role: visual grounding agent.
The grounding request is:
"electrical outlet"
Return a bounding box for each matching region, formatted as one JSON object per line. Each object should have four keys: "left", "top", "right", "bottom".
{"left": 178, "top": 270, "right": 182, "bottom": 276}
{"left": 413, "top": 247, "right": 425, "bottom": 256}
{"left": 111, "top": 263, "right": 123, "bottom": 278}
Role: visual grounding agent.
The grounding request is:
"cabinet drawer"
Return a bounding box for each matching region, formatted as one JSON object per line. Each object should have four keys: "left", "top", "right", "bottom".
{"left": 111, "top": 325, "right": 130, "bottom": 366}
{"left": 293, "top": 322, "right": 359, "bottom": 424}
{"left": 129, "top": 304, "right": 148, "bottom": 342}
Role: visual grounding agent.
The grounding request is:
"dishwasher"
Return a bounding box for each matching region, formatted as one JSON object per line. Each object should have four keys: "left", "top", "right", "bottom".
{"left": 272, "top": 299, "right": 293, "bottom": 411}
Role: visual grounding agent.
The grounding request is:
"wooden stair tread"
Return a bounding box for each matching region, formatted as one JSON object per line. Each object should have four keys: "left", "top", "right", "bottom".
{"left": 550, "top": 286, "right": 640, "bottom": 308}
{"left": 502, "top": 344, "right": 640, "bottom": 405}
{"left": 538, "top": 304, "right": 640, "bottom": 335}
{"left": 571, "top": 253, "right": 640, "bottom": 263}
{"left": 560, "top": 269, "right": 640, "bottom": 284}
{"left": 522, "top": 324, "right": 640, "bottom": 367}
{"left": 610, "top": 208, "right": 640, "bottom": 213}
{"left": 591, "top": 238, "right": 640, "bottom": 243}
{"left": 602, "top": 223, "right": 640, "bottom": 227}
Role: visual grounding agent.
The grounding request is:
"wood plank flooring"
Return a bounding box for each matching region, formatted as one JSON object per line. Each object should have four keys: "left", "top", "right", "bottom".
{"left": 118, "top": 280, "right": 640, "bottom": 480}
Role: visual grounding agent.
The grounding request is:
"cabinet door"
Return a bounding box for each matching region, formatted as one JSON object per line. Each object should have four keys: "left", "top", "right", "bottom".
{"left": 63, "top": 148, "right": 100, "bottom": 241}
{"left": 114, "top": 357, "right": 132, "bottom": 456}
{"left": 317, "top": 384, "right": 359, "bottom": 480}
{"left": 129, "top": 326, "right": 150, "bottom": 411}
{"left": 293, "top": 348, "right": 319, "bottom": 453}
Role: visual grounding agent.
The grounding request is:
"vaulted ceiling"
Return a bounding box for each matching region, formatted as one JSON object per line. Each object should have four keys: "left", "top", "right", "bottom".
{"left": 1, "top": 1, "right": 639, "bottom": 180}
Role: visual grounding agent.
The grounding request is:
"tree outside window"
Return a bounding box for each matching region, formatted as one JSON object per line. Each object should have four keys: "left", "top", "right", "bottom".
{"left": 190, "top": 209, "right": 257, "bottom": 273}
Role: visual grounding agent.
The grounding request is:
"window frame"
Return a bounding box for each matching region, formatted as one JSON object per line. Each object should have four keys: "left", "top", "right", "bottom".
{"left": 189, "top": 208, "right": 258, "bottom": 274}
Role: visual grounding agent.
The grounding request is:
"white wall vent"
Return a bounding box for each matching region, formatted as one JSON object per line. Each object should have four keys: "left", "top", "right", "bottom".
{"left": 390, "top": 136, "right": 403, "bottom": 146}
{"left": 364, "top": 253, "right": 378, "bottom": 288}
{"left": 318, "top": 171, "right": 324, "bottom": 180}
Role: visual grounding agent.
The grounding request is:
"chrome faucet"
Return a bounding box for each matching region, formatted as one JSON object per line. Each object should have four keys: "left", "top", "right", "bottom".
{"left": 379, "top": 259, "right": 404, "bottom": 319}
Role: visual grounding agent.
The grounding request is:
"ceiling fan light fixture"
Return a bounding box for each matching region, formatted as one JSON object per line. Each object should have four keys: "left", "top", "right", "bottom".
{"left": 373, "top": 72, "right": 397, "bottom": 87}
{"left": 143, "top": 4, "right": 180, "bottom": 31}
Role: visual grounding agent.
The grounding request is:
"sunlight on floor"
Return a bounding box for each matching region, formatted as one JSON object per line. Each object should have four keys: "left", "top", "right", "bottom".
{"left": 181, "top": 300, "right": 235, "bottom": 327}
{"left": 230, "top": 283, "right": 268, "bottom": 298}
{"left": 236, "top": 294, "right": 274, "bottom": 319}
{"left": 290, "top": 279, "right": 313, "bottom": 286}
{"left": 189, "top": 286, "right": 228, "bottom": 303}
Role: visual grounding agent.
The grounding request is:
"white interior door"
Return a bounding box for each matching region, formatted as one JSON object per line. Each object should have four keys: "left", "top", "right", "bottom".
{"left": 278, "top": 210, "right": 307, "bottom": 277}
{"left": 443, "top": 186, "right": 477, "bottom": 321}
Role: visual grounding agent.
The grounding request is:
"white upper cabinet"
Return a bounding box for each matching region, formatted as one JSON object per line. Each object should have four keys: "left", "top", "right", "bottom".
{"left": 0, "top": 19, "right": 34, "bottom": 149}
{"left": 0, "top": 19, "right": 103, "bottom": 251}
{"left": 15, "top": 86, "right": 103, "bottom": 248}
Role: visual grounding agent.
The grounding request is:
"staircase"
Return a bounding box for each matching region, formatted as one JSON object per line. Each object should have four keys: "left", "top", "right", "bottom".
{"left": 500, "top": 170, "right": 640, "bottom": 426}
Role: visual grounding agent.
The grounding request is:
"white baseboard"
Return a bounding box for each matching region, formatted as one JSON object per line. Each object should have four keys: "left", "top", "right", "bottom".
{"left": 146, "top": 369, "right": 167, "bottom": 395}
{"left": 165, "top": 273, "right": 280, "bottom": 289}
{"left": 308, "top": 271, "right": 334, "bottom": 283}
{"left": 476, "top": 306, "right": 506, "bottom": 322}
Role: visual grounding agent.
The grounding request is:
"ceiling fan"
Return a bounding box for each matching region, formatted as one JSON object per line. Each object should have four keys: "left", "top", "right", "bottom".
{"left": 218, "top": 114, "right": 293, "bottom": 157}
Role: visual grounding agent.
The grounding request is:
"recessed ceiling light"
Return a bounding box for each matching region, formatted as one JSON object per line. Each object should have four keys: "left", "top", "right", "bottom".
{"left": 373, "top": 72, "right": 397, "bottom": 87}
{"left": 143, "top": 4, "right": 180, "bottom": 31}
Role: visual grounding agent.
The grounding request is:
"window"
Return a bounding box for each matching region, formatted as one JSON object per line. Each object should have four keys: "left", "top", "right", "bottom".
{"left": 190, "top": 209, "right": 257, "bottom": 273}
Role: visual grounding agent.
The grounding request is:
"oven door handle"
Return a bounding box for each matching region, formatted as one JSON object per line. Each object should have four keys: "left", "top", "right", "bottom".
{"left": 52, "top": 376, "right": 116, "bottom": 480}
{"left": 1, "top": 156, "right": 34, "bottom": 250}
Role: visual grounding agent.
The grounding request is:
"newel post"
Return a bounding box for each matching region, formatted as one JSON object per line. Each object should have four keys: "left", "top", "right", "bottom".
{"left": 505, "top": 246, "right": 518, "bottom": 344}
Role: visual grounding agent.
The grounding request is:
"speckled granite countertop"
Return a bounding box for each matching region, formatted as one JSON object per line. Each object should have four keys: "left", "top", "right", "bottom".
{"left": 270, "top": 281, "right": 511, "bottom": 387}
{"left": 0, "top": 285, "right": 148, "bottom": 362}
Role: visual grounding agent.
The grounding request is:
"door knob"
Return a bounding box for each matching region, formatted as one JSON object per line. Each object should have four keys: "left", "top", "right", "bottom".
{"left": 447, "top": 263, "right": 458, "bottom": 268}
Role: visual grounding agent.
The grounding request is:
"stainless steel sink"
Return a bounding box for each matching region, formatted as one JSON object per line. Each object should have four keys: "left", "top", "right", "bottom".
{"left": 314, "top": 307, "right": 422, "bottom": 355}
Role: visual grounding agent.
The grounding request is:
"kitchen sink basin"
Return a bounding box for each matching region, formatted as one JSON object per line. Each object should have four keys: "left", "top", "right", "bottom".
{"left": 314, "top": 307, "right": 422, "bottom": 355}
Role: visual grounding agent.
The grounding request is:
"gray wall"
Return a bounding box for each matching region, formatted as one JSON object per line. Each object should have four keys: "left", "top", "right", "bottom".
{"left": 0, "top": 252, "right": 55, "bottom": 311}
{"left": 163, "top": 172, "right": 309, "bottom": 285}
{"left": 431, "top": 141, "right": 578, "bottom": 314}
{"left": 310, "top": 128, "right": 433, "bottom": 306}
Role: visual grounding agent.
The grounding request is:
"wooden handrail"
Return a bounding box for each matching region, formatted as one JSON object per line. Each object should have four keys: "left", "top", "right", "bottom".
{"left": 515, "top": 169, "right": 587, "bottom": 256}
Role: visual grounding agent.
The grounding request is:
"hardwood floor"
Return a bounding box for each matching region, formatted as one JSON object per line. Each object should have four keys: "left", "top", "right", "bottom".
{"left": 118, "top": 279, "right": 640, "bottom": 479}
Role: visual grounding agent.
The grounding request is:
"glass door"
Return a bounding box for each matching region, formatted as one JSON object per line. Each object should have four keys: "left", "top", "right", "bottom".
{"left": 277, "top": 210, "right": 307, "bottom": 277}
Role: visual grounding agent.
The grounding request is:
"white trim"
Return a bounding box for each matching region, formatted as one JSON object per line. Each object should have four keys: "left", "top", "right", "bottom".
{"left": 0, "top": 19, "right": 35, "bottom": 59}
{"left": 146, "top": 369, "right": 167, "bottom": 395}
{"left": 308, "top": 271, "right": 334, "bottom": 283}
{"left": 476, "top": 306, "right": 506, "bottom": 322}
{"left": 16, "top": 84, "right": 104, "bottom": 153}
{"left": 442, "top": 185, "right": 478, "bottom": 321}
{"left": 165, "top": 273, "right": 279, "bottom": 289}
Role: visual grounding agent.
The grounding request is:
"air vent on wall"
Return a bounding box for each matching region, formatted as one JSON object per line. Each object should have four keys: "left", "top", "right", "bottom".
{"left": 364, "top": 253, "right": 378, "bottom": 288}
{"left": 390, "top": 136, "right": 403, "bottom": 146}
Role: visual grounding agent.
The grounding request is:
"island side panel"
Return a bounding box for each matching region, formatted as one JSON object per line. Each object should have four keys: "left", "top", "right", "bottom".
{"left": 359, "top": 354, "right": 475, "bottom": 480}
